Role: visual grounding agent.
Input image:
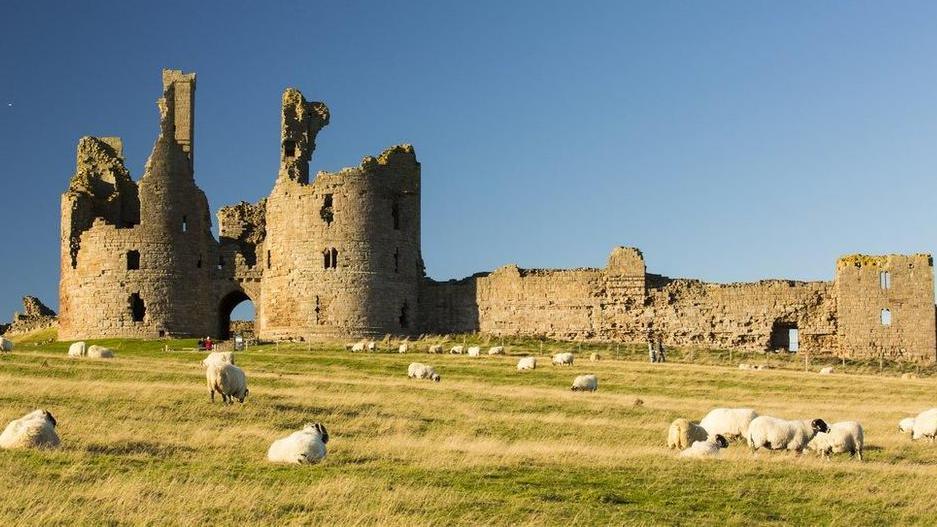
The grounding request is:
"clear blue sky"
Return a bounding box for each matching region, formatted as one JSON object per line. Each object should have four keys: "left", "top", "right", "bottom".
{"left": 2, "top": 1, "right": 936, "bottom": 321}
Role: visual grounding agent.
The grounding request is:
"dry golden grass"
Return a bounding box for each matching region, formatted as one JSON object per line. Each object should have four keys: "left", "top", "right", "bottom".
{"left": 1, "top": 338, "right": 936, "bottom": 525}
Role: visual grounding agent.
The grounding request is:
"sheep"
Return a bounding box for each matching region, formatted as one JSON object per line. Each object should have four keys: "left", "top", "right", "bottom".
{"left": 747, "top": 416, "right": 829, "bottom": 452}
{"left": 351, "top": 341, "right": 366, "bottom": 352}
{"left": 0, "top": 409, "right": 60, "bottom": 450}
{"left": 552, "top": 352, "right": 574, "bottom": 366}
{"left": 488, "top": 346, "right": 504, "bottom": 355}
{"left": 589, "top": 352, "right": 601, "bottom": 361}
{"left": 911, "top": 408, "right": 937, "bottom": 441}
{"left": 819, "top": 367, "right": 834, "bottom": 375}
{"left": 571, "top": 374, "right": 598, "bottom": 392}
{"left": 738, "top": 363, "right": 752, "bottom": 370}
{"left": 755, "top": 364, "right": 771, "bottom": 371}
{"left": 206, "top": 363, "right": 249, "bottom": 404}
{"left": 517, "top": 357, "right": 537, "bottom": 371}
{"left": 428, "top": 344, "right": 443, "bottom": 354}
{"left": 407, "top": 362, "right": 440, "bottom": 382}
{"left": 87, "top": 345, "right": 114, "bottom": 358}
{"left": 467, "top": 346, "right": 481, "bottom": 357}
{"left": 678, "top": 435, "right": 729, "bottom": 459}
{"left": 398, "top": 343, "right": 409, "bottom": 353}
{"left": 67, "top": 341, "right": 87, "bottom": 358}
{"left": 667, "top": 418, "right": 709, "bottom": 450}
{"left": 450, "top": 345, "right": 464, "bottom": 355}
{"left": 202, "top": 351, "right": 235, "bottom": 368}
{"left": 699, "top": 408, "right": 758, "bottom": 441}
{"left": 899, "top": 417, "right": 916, "bottom": 434}
{"left": 367, "top": 341, "right": 377, "bottom": 352}
{"left": 267, "top": 423, "right": 329, "bottom": 464}
{"left": 0, "top": 337, "right": 13, "bottom": 352}
{"left": 807, "top": 421, "right": 864, "bottom": 460}
{"left": 902, "top": 373, "right": 918, "bottom": 380}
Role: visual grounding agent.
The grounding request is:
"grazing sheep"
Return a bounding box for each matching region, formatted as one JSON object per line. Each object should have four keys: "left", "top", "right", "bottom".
{"left": 902, "top": 373, "right": 918, "bottom": 380}
{"left": 206, "top": 363, "right": 249, "bottom": 404}
{"left": 699, "top": 408, "right": 758, "bottom": 441}
{"left": 552, "top": 352, "right": 574, "bottom": 366}
{"left": 428, "top": 344, "right": 443, "bottom": 354}
{"left": 899, "top": 417, "right": 916, "bottom": 434}
{"left": 202, "top": 351, "right": 235, "bottom": 368}
{"left": 367, "top": 341, "right": 377, "bottom": 352}
{"left": 467, "top": 346, "right": 481, "bottom": 357}
{"left": 516, "top": 357, "right": 537, "bottom": 371}
{"left": 450, "top": 345, "right": 464, "bottom": 355}
{"left": 398, "top": 343, "right": 409, "bottom": 353}
{"left": 755, "top": 365, "right": 771, "bottom": 371}
{"left": 87, "top": 345, "right": 114, "bottom": 358}
{"left": 67, "top": 341, "right": 87, "bottom": 358}
{"left": 667, "top": 418, "right": 709, "bottom": 450}
{"left": 0, "top": 337, "right": 13, "bottom": 352}
{"left": 407, "top": 362, "right": 440, "bottom": 382}
{"left": 679, "top": 435, "right": 729, "bottom": 458}
{"left": 819, "top": 367, "right": 834, "bottom": 375}
{"left": 488, "top": 346, "right": 504, "bottom": 355}
{"left": 570, "top": 374, "right": 598, "bottom": 392}
{"left": 351, "top": 341, "right": 366, "bottom": 352}
{"left": 0, "top": 410, "right": 60, "bottom": 450}
{"left": 738, "top": 363, "right": 752, "bottom": 370}
{"left": 911, "top": 408, "right": 937, "bottom": 441}
{"left": 807, "top": 421, "right": 864, "bottom": 460}
{"left": 267, "top": 423, "right": 329, "bottom": 464}
{"left": 589, "top": 353, "right": 601, "bottom": 361}
{"left": 747, "top": 416, "right": 829, "bottom": 452}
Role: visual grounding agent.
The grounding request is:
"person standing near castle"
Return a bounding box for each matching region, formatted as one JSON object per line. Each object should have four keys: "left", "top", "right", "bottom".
{"left": 656, "top": 337, "right": 666, "bottom": 363}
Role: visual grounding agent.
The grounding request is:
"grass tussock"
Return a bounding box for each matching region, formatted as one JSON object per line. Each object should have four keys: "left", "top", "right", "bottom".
{"left": 0, "top": 338, "right": 936, "bottom": 525}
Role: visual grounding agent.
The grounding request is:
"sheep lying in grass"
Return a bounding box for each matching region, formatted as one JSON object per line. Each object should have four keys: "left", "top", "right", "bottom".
{"left": 267, "top": 423, "right": 329, "bottom": 464}
{"left": 747, "top": 416, "right": 829, "bottom": 453}
{"left": 699, "top": 408, "right": 758, "bottom": 441}
{"left": 450, "top": 345, "right": 464, "bottom": 355}
{"left": 679, "top": 435, "right": 729, "bottom": 458}
{"left": 67, "top": 341, "right": 86, "bottom": 358}
{"left": 0, "top": 410, "right": 59, "bottom": 450}
{"left": 398, "top": 343, "right": 409, "bottom": 353}
{"left": 351, "top": 341, "right": 366, "bottom": 352}
{"left": 367, "top": 341, "right": 378, "bottom": 352}
{"left": 899, "top": 417, "right": 916, "bottom": 434}
{"left": 206, "top": 363, "right": 249, "bottom": 404}
{"left": 901, "top": 373, "right": 918, "bottom": 380}
{"left": 807, "top": 421, "right": 864, "bottom": 460}
{"left": 819, "top": 367, "right": 834, "bottom": 375}
{"left": 202, "top": 351, "right": 235, "bottom": 368}
{"left": 467, "top": 346, "right": 481, "bottom": 357}
{"left": 571, "top": 374, "right": 598, "bottom": 392}
{"left": 428, "top": 344, "right": 443, "bottom": 354}
{"left": 0, "top": 337, "right": 12, "bottom": 352}
{"left": 911, "top": 408, "right": 937, "bottom": 441}
{"left": 516, "top": 357, "right": 537, "bottom": 371}
{"left": 667, "top": 418, "right": 709, "bottom": 450}
{"left": 488, "top": 346, "right": 504, "bottom": 355}
{"left": 407, "top": 362, "right": 441, "bottom": 382}
{"left": 87, "top": 345, "right": 114, "bottom": 358}
{"left": 552, "top": 352, "right": 574, "bottom": 366}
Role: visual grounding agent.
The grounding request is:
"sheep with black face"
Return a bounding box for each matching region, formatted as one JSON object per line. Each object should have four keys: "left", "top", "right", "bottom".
{"left": 679, "top": 434, "right": 729, "bottom": 458}
{"left": 747, "top": 416, "right": 829, "bottom": 453}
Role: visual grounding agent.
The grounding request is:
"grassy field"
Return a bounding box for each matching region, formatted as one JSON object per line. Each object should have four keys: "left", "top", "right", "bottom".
{"left": 1, "top": 337, "right": 937, "bottom": 526}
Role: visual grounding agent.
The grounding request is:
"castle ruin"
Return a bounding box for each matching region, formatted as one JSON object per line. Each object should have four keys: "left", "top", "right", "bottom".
{"left": 59, "top": 70, "right": 937, "bottom": 362}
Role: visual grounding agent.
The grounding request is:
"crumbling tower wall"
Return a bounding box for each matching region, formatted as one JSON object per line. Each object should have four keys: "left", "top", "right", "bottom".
{"left": 259, "top": 89, "right": 422, "bottom": 340}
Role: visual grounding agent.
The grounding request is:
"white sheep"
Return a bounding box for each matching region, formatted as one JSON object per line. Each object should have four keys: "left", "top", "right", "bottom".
{"left": 667, "top": 418, "right": 709, "bottom": 450}
{"left": 570, "top": 374, "right": 598, "bottom": 392}
{"left": 488, "top": 346, "right": 504, "bottom": 355}
{"left": 450, "top": 345, "right": 464, "bottom": 355}
{"left": 206, "top": 363, "right": 249, "bottom": 404}
{"left": 202, "top": 351, "right": 235, "bottom": 368}
{"left": 67, "top": 341, "right": 87, "bottom": 358}
{"left": 902, "top": 373, "right": 918, "bottom": 380}
{"left": 467, "top": 346, "right": 481, "bottom": 357}
{"left": 755, "top": 364, "right": 771, "bottom": 371}
{"left": 351, "top": 341, "right": 366, "bottom": 352}
{"left": 516, "top": 357, "right": 537, "bottom": 371}
{"left": 699, "top": 408, "right": 758, "bottom": 441}
{"left": 367, "top": 341, "right": 378, "bottom": 352}
{"left": 428, "top": 344, "right": 443, "bottom": 354}
{"left": 807, "top": 421, "right": 864, "bottom": 460}
{"left": 0, "top": 337, "right": 13, "bottom": 352}
{"left": 747, "top": 416, "right": 829, "bottom": 452}
{"left": 552, "top": 352, "right": 574, "bottom": 366}
{"left": 267, "top": 423, "right": 329, "bottom": 464}
{"left": 398, "top": 343, "right": 409, "bottom": 353}
{"left": 0, "top": 409, "right": 60, "bottom": 450}
{"left": 738, "top": 363, "right": 752, "bottom": 370}
{"left": 678, "top": 435, "right": 729, "bottom": 459}
{"left": 899, "top": 417, "right": 916, "bottom": 434}
{"left": 819, "top": 367, "right": 834, "bottom": 375}
{"left": 911, "top": 408, "right": 937, "bottom": 441}
{"left": 87, "top": 345, "right": 114, "bottom": 358}
{"left": 589, "top": 352, "right": 601, "bottom": 361}
{"left": 407, "top": 362, "right": 440, "bottom": 382}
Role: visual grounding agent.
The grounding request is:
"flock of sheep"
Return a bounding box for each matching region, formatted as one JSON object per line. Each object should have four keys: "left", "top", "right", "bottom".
{"left": 2, "top": 336, "right": 937, "bottom": 468}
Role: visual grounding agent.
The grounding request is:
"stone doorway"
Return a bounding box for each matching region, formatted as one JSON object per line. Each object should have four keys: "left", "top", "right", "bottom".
{"left": 218, "top": 290, "right": 254, "bottom": 340}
